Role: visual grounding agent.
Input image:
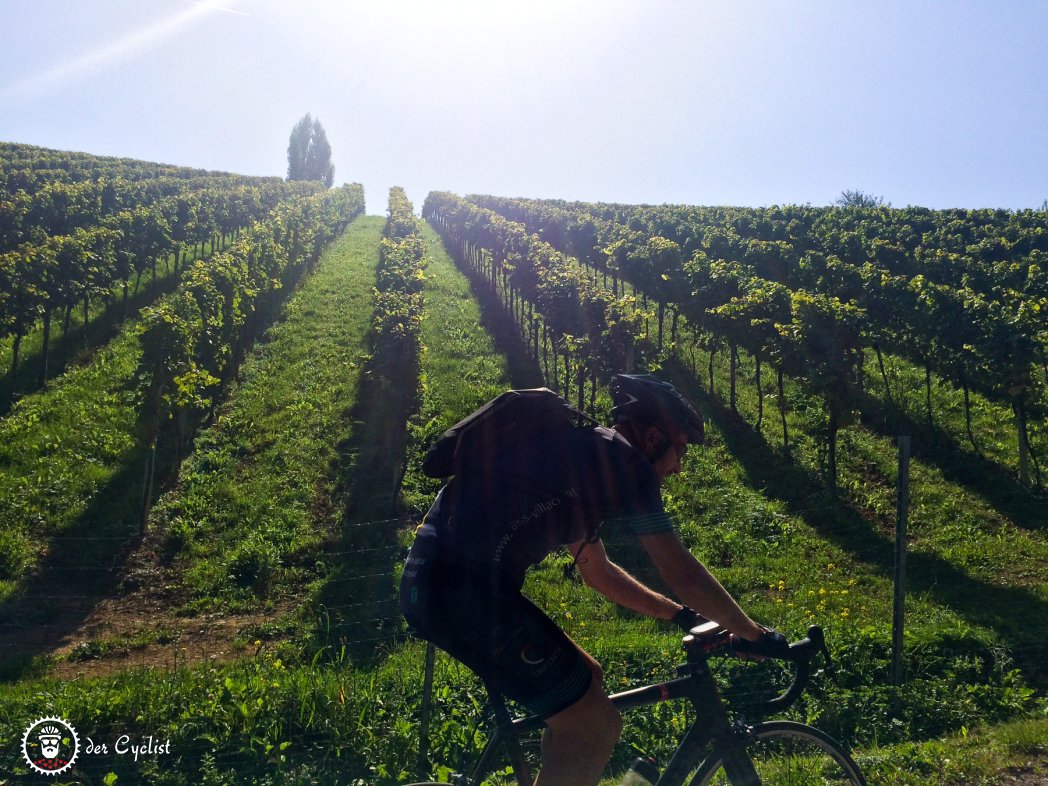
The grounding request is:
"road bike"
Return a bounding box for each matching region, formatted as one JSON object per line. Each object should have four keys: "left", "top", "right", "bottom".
{"left": 404, "top": 620, "right": 866, "bottom": 785}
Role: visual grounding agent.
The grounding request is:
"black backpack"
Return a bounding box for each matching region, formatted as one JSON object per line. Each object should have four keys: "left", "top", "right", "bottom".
{"left": 421, "top": 388, "right": 595, "bottom": 478}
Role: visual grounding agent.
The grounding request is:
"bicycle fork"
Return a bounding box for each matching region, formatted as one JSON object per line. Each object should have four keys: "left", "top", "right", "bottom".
{"left": 712, "top": 723, "right": 763, "bottom": 786}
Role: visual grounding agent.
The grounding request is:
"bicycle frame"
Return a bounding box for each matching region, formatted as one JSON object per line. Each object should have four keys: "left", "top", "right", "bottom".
{"left": 457, "top": 635, "right": 755, "bottom": 785}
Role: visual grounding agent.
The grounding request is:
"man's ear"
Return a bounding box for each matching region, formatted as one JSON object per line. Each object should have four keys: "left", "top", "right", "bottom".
{"left": 642, "top": 425, "right": 663, "bottom": 453}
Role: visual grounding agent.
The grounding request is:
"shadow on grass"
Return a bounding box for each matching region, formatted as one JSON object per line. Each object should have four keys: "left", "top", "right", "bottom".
{"left": 311, "top": 206, "right": 426, "bottom": 660}
{"left": 451, "top": 251, "right": 543, "bottom": 390}
{"left": 857, "top": 394, "right": 1046, "bottom": 532}
{"left": 315, "top": 355, "right": 413, "bottom": 665}
{"left": 0, "top": 401, "right": 182, "bottom": 682}
{"left": 665, "top": 358, "right": 1048, "bottom": 691}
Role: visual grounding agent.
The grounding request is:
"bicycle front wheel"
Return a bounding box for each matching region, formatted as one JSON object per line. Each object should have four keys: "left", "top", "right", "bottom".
{"left": 689, "top": 721, "right": 866, "bottom": 786}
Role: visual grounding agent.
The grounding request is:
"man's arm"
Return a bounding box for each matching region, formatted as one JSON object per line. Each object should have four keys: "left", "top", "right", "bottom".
{"left": 568, "top": 537, "right": 682, "bottom": 621}
{"left": 637, "top": 530, "right": 763, "bottom": 641}
{"left": 568, "top": 532, "right": 764, "bottom": 641}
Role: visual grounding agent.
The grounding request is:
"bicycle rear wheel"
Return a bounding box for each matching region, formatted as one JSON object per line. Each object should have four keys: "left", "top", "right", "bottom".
{"left": 689, "top": 720, "right": 866, "bottom": 786}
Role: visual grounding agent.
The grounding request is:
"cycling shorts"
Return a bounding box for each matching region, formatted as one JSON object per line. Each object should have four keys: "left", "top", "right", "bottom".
{"left": 400, "top": 551, "right": 592, "bottom": 720}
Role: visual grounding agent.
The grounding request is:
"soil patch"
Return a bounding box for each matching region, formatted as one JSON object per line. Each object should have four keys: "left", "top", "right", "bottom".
{"left": 0, "top": 536, "right": 300, "bottom": 681}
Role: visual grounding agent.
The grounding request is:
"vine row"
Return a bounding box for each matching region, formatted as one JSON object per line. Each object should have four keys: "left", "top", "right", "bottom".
{"left": 135, "top": 184, "right": 365, "bottom": 524}
{"left": 423, "top": 192, "right": 646, "bottom": 414}
{"left": 0, "top": 181, "right": 319, "bottom": 394}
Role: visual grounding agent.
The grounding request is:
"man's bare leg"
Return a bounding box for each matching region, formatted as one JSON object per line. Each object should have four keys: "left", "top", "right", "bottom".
{"left": 535, "top": 652, "right": 621, "bottom": 786}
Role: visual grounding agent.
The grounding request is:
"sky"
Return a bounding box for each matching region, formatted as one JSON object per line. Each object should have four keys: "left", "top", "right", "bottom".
{"left": 1, "top": 0, "right": 1047, "bottom": 215}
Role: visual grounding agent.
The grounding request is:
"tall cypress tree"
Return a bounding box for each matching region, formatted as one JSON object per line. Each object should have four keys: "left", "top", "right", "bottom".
{"left": 287, "top": 114, "right": 335, "bottom": 188}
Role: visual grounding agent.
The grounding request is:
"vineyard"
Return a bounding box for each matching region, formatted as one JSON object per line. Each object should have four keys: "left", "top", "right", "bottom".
{"left": 436, "top": 192, "right": 1047, "bottom": 491}
{"left": 0, "top": 143, "right": 1045, "bottom": 784}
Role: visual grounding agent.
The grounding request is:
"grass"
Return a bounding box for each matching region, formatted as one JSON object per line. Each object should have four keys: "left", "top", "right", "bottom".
{"left": 855, "top": 717, "right": 1048, "bottom": 785}
{"left": 64, "top": 627, "right": 179, "bottom": 663}
{"left": 398, "top": 219, "right": 515, "bottom": 516}
{"left": 0, "top": 638, "right": 1040, "bottom": 784}
{"left": 147, "top": 215, "right": 385, "bottom": 614}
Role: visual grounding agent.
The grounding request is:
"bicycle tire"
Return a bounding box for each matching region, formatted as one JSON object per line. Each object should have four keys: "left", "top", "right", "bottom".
{"left": 688, "top": 720, "right": 866, "bottom": 786}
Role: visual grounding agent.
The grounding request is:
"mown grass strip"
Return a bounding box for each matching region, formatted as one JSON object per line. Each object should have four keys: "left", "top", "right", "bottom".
{"left": 398, "top": 219, "right": 514, "bottom": 515}
{"left": 148, "top": 215, "right": 385, "bottom": 613}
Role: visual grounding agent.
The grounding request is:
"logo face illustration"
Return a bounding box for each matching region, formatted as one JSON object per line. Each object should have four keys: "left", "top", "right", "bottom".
{"left": 22, "top": 717, "right": 79, "bottom": 776}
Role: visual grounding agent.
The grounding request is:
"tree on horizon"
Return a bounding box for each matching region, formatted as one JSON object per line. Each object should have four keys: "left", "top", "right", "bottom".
{"left": 287, "top": 113, "right": 335, "bottom": 188}
{"left": 835, "top": 189, "right": 888, "bottom": 208}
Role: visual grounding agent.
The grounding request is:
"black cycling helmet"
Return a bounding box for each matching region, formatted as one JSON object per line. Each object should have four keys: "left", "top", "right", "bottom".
{"left": 610, "top": 374, "right": 704, "bottom": 444}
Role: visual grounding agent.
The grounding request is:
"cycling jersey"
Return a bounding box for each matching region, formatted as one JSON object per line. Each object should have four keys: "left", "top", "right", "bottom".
{"left": 402, "top": 424, "right": 674, "bottom": 719}
{"left": 411, "top": 425, "right": 672, "bottom": 587}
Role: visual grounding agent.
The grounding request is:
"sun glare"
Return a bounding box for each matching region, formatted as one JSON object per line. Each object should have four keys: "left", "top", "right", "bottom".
{"left": 1, "top": 0, "right": 247, "bottom": 101}
{"left": 345, "top": 0, "right": 600, "bottom": 54}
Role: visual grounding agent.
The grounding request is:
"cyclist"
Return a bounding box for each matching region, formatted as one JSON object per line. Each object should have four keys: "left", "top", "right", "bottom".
{"left": 401, "top": 374, "right": 782, "bottom": 786}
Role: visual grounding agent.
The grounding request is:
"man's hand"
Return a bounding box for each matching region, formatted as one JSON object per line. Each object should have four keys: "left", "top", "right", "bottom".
{"left": 639, "top": 531, "right": 767, "bottom": 642}
{"left": 670, "top": 605, "right": 707, "bottom": 632}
